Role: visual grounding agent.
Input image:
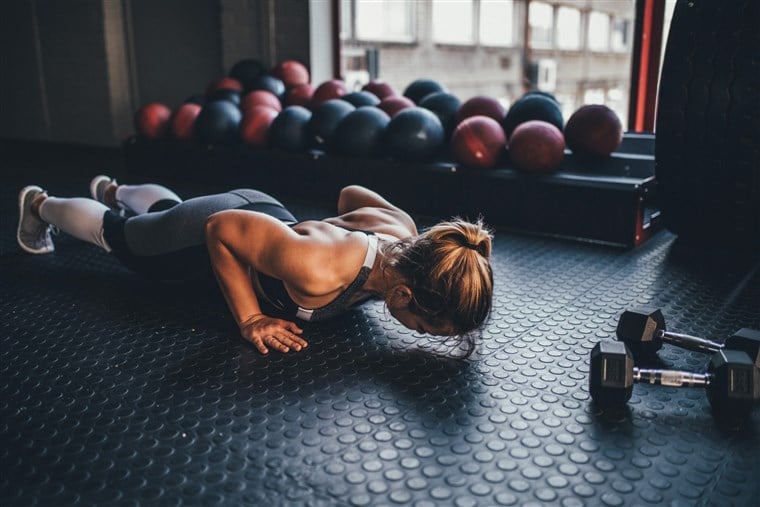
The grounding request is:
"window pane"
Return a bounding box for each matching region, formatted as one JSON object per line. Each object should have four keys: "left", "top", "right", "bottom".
{"left": 556, "top": 7, "right": 581, "bottom": 50}
{"left": 432, "top": 0, "right": 474, "bottom": 44}
{"left": 588, "top": 12, "right": 610, "bottom": 51}
{"left": 480, "top": 0, "right": 514, "bottom": 46}
{"left": 530, "top": 2, "right": 553, "bottom": 47}
{"left": 611, "top": 19, "right": 630, "bottom": 51}
{"left": 356, "top": 0, "right": 414, "bottom": 41}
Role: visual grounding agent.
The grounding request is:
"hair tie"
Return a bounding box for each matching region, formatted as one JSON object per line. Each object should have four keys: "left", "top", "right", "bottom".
{"left": 463, "top": 242, "right": 480, "bottom": 252}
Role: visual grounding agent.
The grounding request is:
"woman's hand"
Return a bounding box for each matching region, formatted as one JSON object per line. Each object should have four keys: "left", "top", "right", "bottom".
{"left": 239, "top": 314, "right": 307, "bottom": 354}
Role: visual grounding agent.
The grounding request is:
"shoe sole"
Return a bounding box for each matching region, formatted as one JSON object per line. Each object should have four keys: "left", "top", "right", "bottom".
{"left": 90, "top": 175, "right": 112, "bottom": 203}
{"left": 17, "top": 185, "right": 54, "bottom": 254}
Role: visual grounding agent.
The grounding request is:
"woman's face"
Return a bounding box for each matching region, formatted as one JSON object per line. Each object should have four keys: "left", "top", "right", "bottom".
{"left": 388, "top": 300, "right": 455, "bottom": 336}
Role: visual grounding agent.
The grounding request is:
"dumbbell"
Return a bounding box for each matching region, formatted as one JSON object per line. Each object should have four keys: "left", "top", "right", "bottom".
{"left": 589, "top": 341, "right": 760, "bottom": 419}
{"left": 616, "top": 307, "right": 760, "bottom": 366}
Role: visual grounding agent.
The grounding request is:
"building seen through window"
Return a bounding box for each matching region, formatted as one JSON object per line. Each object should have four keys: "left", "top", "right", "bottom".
{"left": 339, "top": 0, "right": 676, "bottom": 132}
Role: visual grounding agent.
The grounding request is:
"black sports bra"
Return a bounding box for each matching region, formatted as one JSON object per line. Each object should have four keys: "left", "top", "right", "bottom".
{"left": 256, "top": 229, "right": 379, "bottom": 321}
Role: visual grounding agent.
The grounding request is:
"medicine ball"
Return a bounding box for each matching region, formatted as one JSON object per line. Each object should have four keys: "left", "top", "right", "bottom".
{"left": 229, "top": 58, "right": 267, "bottom": 91}
{"left": 378, "top": 96, "right": 416, "bottom": 118}
{"left": 385, "top": 107, "right": 445, "bottom": 162}
{"left": 269, "top": 105, "right": 312, "bottom": 152}
{"left": 503, "top": 95, "right": 564, "bottom": 138}
{"left": 508, "top": 120, "right": 565, "bottom": 173}
{"left": 362, "top": 81, "right": 396, "bottom": 100}
{"left": 307, "top": 99, "right": 356, "bottom": 149}
{"left": 565, "top": 104, "right": 622, "bottom": 158}
{"left": 284, "top": 83, "right": 315, "bottom": 108}
{"left": 311, "top": 80, "right": 349, "bottom": 108}
{"left": 331, "top": 107, "right": 391, "bottom": 158}
{"left": 206, "top": 77, "right": 243, "bottom": 95}
{"left": 419, "top": 92, "right": 462, "bottom": 139}
{"left": 523, "top": 90, "right": 560, "bottom": 105}
{"left": 195, "top": 100, "right": 242, "bottom": 145}
{"left": 134, "top": 102, "right": 172, "bottom": 140}
{"left": 341, "top": 91, "right": 381, "bottom": 108}
{"left": 241, "top": 106, "right": 279, "bottom": 148}
{"left": 457, "top": 96, "right": 506, "bottom": 124}
{"left": 403, "top": 79, "right": 447, "bottom": 104}
{"left": 242, "top": 90, "right": 282, "bottom": 113}
{"left": 207, "top": 89, "right": 241, "bottom": 106}
{"left": 272, "top": 60, "right": 310, "bottom": 89}
{"left": 451, "top": 116, "right": 507, "bottom": 168}
{"left": 251, "top": 75, "right": 286, "bottom": 100}
{"left": 170, "top": 103, "right": 202, "bottom": 142}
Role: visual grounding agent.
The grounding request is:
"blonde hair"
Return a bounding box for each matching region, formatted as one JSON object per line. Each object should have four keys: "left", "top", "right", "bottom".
{"left": 384, "top": 217, "right": 494, "bottom": 357}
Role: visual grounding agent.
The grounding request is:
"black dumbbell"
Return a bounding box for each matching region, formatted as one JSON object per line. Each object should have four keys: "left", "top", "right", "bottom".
{"left": 589, "top": 341, "right": 760, "bottom": 419}
{"left": 616, "top": 307, "right": 760, "bottom": 365}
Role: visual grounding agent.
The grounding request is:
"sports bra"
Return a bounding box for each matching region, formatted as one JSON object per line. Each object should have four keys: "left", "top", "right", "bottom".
{"left": 256, "top": 229, "right": 379, "bottom": 322}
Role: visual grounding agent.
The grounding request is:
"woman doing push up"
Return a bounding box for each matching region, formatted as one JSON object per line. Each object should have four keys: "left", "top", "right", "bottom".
{"left": 17, "top": 177, "right": 494, "bottom": 356}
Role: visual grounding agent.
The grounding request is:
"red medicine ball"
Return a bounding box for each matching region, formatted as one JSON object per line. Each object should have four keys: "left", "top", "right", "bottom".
{"left": 285, "top": 83, "right": 315, "bottom": 108}
{"left": 457, "top": 96, "right": 506, "bottom": 124}
{"left": 311, "top": 80, "right": 348, "bottom": 108}
{"left": 241, "top": 106, "right": 280, "bottom": 148}
{"left": 564, "top": 104, "right": 623, "bottom": 158}
{"left": 508, "top": 120, "right": 566, "bottom": 173}
{"left": 170, "top": 103, "right": 202, "bottom": 141}
{"left": 242, "top": 90, "right": 282, "bottom": 113}
{"left": 134, "top": 102, "right": 172, "bottom": 139}
{"left": 451, "top": 116, "right": 507, "bottom": 168}
{"left": 272, "top": 60, "right": 310, "bottom": 89}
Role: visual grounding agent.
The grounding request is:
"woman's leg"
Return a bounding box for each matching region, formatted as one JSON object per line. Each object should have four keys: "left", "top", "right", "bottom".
{"left": 17, "top": 185, "right": 112, "bottom": 254}
{"left": 90, "top": 175, "right": 182, "bottom": 215}
{"left": 105, "top": 189, "right": 296, "bottom": 281}
{"left": 38, "top": 195, "right": 112, "bottom": 251}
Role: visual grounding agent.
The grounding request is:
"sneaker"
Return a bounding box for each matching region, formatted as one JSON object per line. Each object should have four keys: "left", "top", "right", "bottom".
{"left": 90, "top": 174, "right": 117, "bottom": 208}
{"left": 17, "top": 185, "right": 55, "bottom": 254}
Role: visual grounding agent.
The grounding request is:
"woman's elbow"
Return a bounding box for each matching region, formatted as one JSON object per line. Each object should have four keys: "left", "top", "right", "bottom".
{"left": 205, "top": 212, "right": 226, "bottom": 239}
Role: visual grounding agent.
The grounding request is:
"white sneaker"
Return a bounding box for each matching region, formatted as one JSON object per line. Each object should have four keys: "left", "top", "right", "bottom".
{"left": 90, "top": 174, "right": 117, "bottom": 207}
{"left": 17, "top": 186, "right": 55, "bottom": 254}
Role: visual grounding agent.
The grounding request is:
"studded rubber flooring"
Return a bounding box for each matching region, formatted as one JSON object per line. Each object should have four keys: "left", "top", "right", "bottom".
{"left": 2, "top": 164, "right": 759, "bottom": 507}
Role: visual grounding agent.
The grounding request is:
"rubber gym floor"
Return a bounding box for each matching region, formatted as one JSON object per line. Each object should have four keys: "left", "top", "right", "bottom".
{"left": 2, "top": 147, "right": 759, "bottom": 507}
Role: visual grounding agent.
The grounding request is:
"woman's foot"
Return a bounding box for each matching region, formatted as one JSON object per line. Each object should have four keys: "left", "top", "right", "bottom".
{"left": 89, "top": 175, "right": 119, "bottom": 209}
{"left": 17, "top": 186, "right": 54, "bottom": 254}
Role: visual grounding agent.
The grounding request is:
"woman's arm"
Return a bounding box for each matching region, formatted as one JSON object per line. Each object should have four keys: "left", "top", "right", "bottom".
{"left": 205, "top": 210, "right": 310, "bottom": 354}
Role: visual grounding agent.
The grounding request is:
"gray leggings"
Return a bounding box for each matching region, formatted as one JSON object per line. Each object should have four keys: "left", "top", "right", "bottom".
{"left": 103, "top": 189, "right": 297, "bottom": 281}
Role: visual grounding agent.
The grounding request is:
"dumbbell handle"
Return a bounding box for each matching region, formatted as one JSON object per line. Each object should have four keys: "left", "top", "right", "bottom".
{"left": 633, "top": 367, "right": 711, "bottom": 388}
{"left": 656, "top": 330, "right": 723, "bottom": 354}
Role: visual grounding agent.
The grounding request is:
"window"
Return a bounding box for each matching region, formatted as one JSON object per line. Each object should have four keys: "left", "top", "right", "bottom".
{"left": 432, "top": 0, "right": 474, "bottom": 44}
{"left": 588, "top": 12, "right": 610, "bottom": 51}
{"left": 530, "top": 2, "right": 554, "bottom": 47}
{"left": 479, "top": 0, "right": 514, "bottom": 47}
{"left": 584, "top": 88, "right": 606, "bottom": 104}
{"left": 611, "top": 19, "right": 630, "bottom": 51}
{"left": 556, "top": 6, "right": 581, "bottom": 50}
{"left": 353, "top": 0, "right": 415, "bottom": 42}
{"left": 339, "top": 0, "right": 637, "bottom": 130}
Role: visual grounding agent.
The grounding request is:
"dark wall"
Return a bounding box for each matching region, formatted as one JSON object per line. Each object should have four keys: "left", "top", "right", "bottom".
{"left": 0, "top": 1, "right": 47, "bottom": 140}
{"left": 0, "top": 0, "right": 112, "bottom": 144}
{"left": 36, "top": 1, "right": 112, "bottom": 144}
{"left": 129, "top": 0, "right": 222, "bottom": 107}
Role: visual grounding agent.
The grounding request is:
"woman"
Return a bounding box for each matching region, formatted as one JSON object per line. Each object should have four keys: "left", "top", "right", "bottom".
{"left": 17, "top": 176, "right": 494, "bottom": 356}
